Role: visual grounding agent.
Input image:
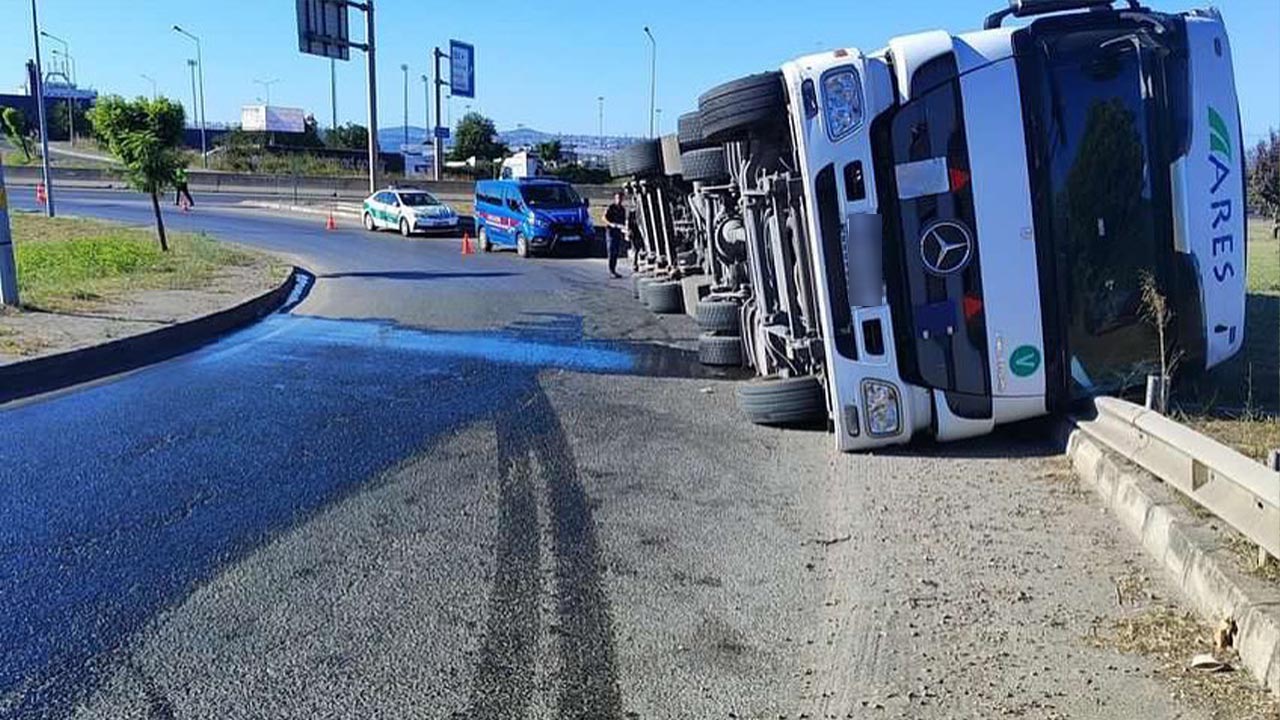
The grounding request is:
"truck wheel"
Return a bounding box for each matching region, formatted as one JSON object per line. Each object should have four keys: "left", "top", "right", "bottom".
{"left": 680, "top": 147, "right": 728, "bottom": 184}
{"left": 698, "top": 333, "right": 742, "bottom": 366}
{"left": 736, "top": 375, "right": 826, "bottom": 426}
{"left": 642, "top": 280, "right": 683, "bottom": 314}
{"left": 696, "top": 299, "right": 740, "bottom": 333}
{"left": 610, "top": 139, "right": 663, "bottom": 178}
{"left": 698, "top": 71, "right": 786, "bottom": 143}
{"left": 677, "top": 112, "right": 708, "bottom": 151}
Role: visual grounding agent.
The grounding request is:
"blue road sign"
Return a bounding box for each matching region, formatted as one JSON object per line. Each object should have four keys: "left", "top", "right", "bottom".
{"left": 450, "top": 40, "right": 475, "bottom": 98}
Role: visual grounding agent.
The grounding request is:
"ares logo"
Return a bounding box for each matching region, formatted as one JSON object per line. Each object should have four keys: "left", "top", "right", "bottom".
{"left": 1206, "top": 105, "right": 1238, "bottom": 347}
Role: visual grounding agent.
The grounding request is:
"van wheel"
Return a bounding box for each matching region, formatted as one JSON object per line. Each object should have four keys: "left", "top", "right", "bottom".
{"left": 698, "top": 71, "right": 786, "bottom": 143}
{"left": 478, "top": 226, "right": 492, "bottom": 252}
{"left": 516, "top": 234, "right": 530, "bottom": 258}
{"left": 363, "top": 212, "right": 376, "bottom": 231}
{"left": 736, "top": 375, "right": 826, "bottom": 426}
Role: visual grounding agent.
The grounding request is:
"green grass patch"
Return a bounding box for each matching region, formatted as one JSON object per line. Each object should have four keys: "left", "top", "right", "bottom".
{"left": 10, "top": 212, "right": 262, "bottom": 312}
{"left": 1248, "top": 218, "right": 1279, "bottom": 295}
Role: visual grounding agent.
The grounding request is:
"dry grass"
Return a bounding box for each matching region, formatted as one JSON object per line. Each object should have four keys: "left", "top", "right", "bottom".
{"left": 1089, "top": 605, "right": 1280, "bottom": 719}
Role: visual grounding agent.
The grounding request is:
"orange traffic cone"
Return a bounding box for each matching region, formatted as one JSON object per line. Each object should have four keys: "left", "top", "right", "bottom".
{"left": 325, "top": 212, "right": 337, "bottom": 231}
{"left": 461, "top": 232, "right": 474, "bottom": 256}
{"left": 35, "top": 183, "right": 46, "bottom": 206}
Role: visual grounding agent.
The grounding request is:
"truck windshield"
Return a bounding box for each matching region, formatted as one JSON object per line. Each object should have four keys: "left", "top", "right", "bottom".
{"left": 520, "top": 184, "right": 582, "bottom": 208}
{"left": 1021, "top": 25, "right": 1171, "bottom": 399}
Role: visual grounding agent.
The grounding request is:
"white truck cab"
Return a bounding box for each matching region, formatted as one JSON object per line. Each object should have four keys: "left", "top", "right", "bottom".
{"left": 682, "top": 0, "right": 1245, "bottom": 451}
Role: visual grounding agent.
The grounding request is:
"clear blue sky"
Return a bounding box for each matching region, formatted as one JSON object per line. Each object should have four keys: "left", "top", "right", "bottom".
{"left": 3, "top": 0, "right": 1276, "bottom": 141}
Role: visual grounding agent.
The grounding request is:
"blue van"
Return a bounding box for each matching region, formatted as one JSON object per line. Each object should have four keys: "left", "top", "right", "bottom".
{"left": 473, "top": 178, "right": 594, "bottom": 258}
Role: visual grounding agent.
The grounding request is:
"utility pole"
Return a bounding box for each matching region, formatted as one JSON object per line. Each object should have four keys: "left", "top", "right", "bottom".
{"left": 655, "top": 108, "right": 662, "bottom": 135}
{"left": 173, "top": 25, "right": 207, "bottom": 168}
{"left": 364, "top": 1, "right": 379, "bottom": 192}
{"left": 432, "top": 46, "right": 447, "bottom": 182}
{"left": 643, "top": 26, "right": 656, "bottom": 139}
{"left": 597, "top": 95, "right": 604, "bottom": 145}
{"left": 330, "top": 58, "right": 337, "bottom": 131}
{"left": 421, "top": 73, "right": 430, "bottom": 153}
{"left": 30, "top": 0, "right": 54, "bottom": 217}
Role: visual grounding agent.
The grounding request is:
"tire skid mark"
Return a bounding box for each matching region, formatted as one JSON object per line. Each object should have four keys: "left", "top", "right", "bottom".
{"left": 460, "top": 408, "right": 542, "bottom": 719}
{"left": 464, "top": 377, "right": 623, "bottom": 720}
{"left": 519, "top": 382, "right": 624, "bottom": 720}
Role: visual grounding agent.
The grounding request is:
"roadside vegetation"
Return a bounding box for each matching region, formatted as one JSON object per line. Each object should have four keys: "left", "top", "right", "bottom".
{"left": 9, "top": 212, "right": 266, "bottom": 313}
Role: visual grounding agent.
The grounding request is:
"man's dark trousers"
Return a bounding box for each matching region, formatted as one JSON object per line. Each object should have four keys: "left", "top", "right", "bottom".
{"left": 607, "top": 227, "right": 625, "bottom": 275}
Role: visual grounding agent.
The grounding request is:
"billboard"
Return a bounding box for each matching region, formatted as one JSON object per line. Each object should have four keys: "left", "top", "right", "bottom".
{"left": 450, "top": 40, "right": 474, "bottom": 98}
{"left": 241, "top": 105, "right": 307, "bottom": 133}
{"left": 296, "top": 0, "right": 350, "bottom": 61}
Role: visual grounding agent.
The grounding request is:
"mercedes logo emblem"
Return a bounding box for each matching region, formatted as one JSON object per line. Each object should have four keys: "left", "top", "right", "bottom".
{"left": 920, "top": 220, "right": 974, "bottom": 276}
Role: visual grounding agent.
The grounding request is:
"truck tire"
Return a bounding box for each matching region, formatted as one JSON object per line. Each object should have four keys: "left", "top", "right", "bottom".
{"left": 642, "top": 280, "right": 683, "bottom": 314}
{"left": 696, "top": 299, "right": 740, "bottom": 333}
{"left": 698, "top": 333, "right": 742, "bottom": 366}
{"left": 610, "top": 139, "right": 663, "bottom": 178}
{"left": 680, "top": 147, "right": 728, "bottom": 184}
{"left": 698, "top": 71, "right": 786, "bottom": 143}
{"left": 677, "top": 112, "right": 707, "bottom": 151}
{"left": 736, "top": 375, "right": 826, "bottom": 426}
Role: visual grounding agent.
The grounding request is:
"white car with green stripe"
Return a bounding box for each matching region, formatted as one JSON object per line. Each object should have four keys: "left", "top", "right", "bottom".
{"left": 362, "top": 188, "right": 460, "bottom": 236}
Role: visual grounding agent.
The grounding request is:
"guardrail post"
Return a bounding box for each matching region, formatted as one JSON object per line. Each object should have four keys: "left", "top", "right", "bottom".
{"left": 1144, "top": 374, "right": 1168, "bottom": 413}
{"left": 1259, "top": 449, "right": 1280, "bottom": 571}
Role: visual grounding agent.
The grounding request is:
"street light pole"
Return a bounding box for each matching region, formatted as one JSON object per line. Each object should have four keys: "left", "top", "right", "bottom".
{"left": 253, "top": 78, "right": 279, "bottom": 107}
{"left": 186, "top": 59, "right": 199, "bottom": 147}
{"left": 400, "top": 63, "right": 409, "bottom": 150}
{"left": 50, "top": 48, "right": 76, "bottom": 147}
{"left": 364, "top": 0, "right": 379, "bottom": 192}
{"left": 330, "top": 58, "right": 337, "bottom": 131}
{"left": 173, "top": 25, "right": 207, "bottom": 168}
{"left": 141, "top": 74, "right": 157, "bottom": 101}
{"left": 655, "top": 108, "right": 662, "bottom": 135}
{"left": 643, "top": 26, "right": 656, "bottom": 139}
{"left": 597, "top": 95, "right": 604, "bottom": 146}
{"left": 29, "top": 0, "right": 54, "bottom": 217}
{"left": 432, "top": 46, "right": 447, "bottom": 182}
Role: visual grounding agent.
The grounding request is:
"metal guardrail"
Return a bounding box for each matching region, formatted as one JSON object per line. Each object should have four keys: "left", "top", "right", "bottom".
{"left": 1075, "top": 396, "right": 1280, "bottom": 559}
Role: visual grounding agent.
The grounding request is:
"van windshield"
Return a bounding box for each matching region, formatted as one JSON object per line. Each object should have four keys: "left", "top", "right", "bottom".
{"left": 399, "top": 192, "right": 441, "bottom": 207}
{"left": 520, "top": 184, "right": 582, "bottom": 208}
{"left": 1021, "top": 25, "right": 1172, "bottom": 398}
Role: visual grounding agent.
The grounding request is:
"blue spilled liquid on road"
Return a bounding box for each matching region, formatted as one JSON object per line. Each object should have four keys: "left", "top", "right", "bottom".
{"left": 0, "top": 311, "right": 702, "bottom": 715}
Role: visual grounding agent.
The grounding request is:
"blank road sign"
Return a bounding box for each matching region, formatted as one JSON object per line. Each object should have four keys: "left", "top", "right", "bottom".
{"left": 450, "top": 40, "right": 475, "bottom": 98}
{"left": 297, "top": 0, "right": 350, "bottom": 61}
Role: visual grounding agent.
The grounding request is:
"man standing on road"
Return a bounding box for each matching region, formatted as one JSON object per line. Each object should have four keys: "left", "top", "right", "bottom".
{"left": 174, "top": 167, "right": 194, "bottom": 209}
{"left": 604, "top": 191, "right": 628, "bottom": 279}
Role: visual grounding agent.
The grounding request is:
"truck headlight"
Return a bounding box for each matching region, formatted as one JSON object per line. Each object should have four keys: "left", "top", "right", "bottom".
{"left": 861, "top": 380, "right": 900, "bottom": 437}
{"left": 821, "top": 67, "right": 864, "bottom": 141}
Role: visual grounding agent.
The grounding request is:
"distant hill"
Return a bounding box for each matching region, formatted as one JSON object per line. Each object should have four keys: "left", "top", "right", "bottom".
{"left": 376, "top": 125, "right": 641, "bottom": 154}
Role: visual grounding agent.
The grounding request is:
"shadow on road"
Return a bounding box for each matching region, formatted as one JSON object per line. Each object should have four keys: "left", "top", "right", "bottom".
{"left": 319, "top": 270, "right": 519, "bottom": 281}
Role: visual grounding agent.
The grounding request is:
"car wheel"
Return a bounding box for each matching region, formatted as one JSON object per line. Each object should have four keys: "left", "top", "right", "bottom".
{"left": 516, "top": 234, "right": 529, "bottom": 258}
{"left": 736, "top": 375, "right": 826, "bottom": 426}
{"left": 642, "top": 280, "right": 683, "bottom": 314}
{"left": 696, "top": 299, "right": 740, "bottom": 333}
{"left": 400, "top": 218, "right": 412, "bottom": 237}
{"left": 478, "top": 226, "right": 492, "bottom": 252}
{"left": 363, "top": 212, "right": 376, "bottom": 231}
{"left": 698, "top": 71, "right": 786, "bottom": 143}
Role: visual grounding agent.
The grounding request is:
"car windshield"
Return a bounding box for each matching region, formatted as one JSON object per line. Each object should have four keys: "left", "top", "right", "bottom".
{"left": 1022, "top": 27, "right": 1169, "bottom": 398}
{"left": 398, "top": 192, "right": 441, "bottom": 207}
{"left": 519, "top": 184, "right": 581, "bottom": 208}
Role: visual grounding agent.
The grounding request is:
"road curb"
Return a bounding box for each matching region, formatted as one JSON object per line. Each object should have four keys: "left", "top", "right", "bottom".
{"left": 1057, "top": 420, "right": 1280, "bottom": 697}
{"left": 0, "top": 267, "right": 309, "bottom": 405}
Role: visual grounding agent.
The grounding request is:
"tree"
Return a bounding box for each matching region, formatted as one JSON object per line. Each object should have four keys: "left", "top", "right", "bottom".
{"left": 2, "top": 107, "right": 32, "bottom": 160}
{"left": 449, "top": 112, "right": 507, "bottom": 162}
{"left": 325, "top": 122, "right": 368, "bottom": 150}
{"left": 534, "top": 139, "right": 562, "bottom": 163}
{"left": 1247, "top": 129, "right": 1279, "bottom": 237}
{"left": 49, "top": 101, "right": 92, "bottom": 143}
{"left": 88, "top": 95, "right": 186, "bottom": 251}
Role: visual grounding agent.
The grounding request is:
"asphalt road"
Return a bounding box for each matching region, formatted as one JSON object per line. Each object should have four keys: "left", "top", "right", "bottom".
{"left": 0, "top": 188, "right": 1242, "bottom": 719}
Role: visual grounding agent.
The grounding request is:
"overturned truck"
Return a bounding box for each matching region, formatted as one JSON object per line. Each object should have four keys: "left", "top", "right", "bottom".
{"left": 620, "top": 0, "right": 1247, "bottom": 452}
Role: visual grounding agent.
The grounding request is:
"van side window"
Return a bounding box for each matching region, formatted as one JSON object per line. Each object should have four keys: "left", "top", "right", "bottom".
{"left": 506, "top": 192, "right": 522, "bottom": 212}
